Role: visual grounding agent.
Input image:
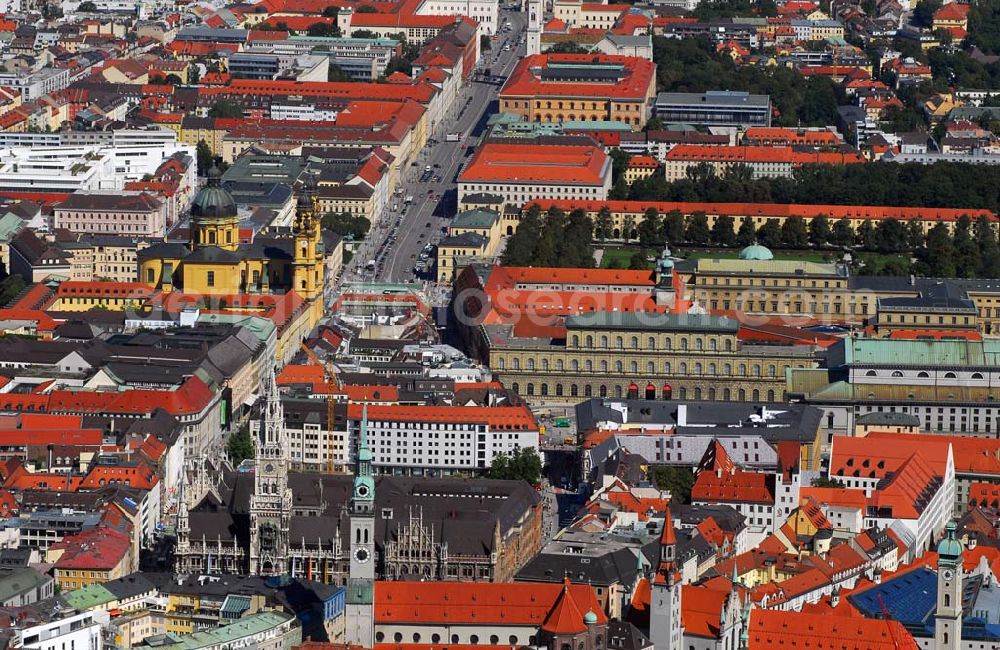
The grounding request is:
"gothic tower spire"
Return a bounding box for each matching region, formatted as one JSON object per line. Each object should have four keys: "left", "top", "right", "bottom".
{"left": 249, "top": 363, "right": 292, "bottom": 576}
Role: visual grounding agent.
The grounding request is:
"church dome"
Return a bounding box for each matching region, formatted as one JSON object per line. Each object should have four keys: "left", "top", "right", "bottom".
{"left": 936, "top": 520, "right": 963, "bottom": 560}
{"left": 584, "top": 611, "right": 598, "bottom": 624}
{"left": 191, "top": 165, "right": 237, "bottom": 221}
{"left": 739, "top": 243, "right": 774, "bottom": 261}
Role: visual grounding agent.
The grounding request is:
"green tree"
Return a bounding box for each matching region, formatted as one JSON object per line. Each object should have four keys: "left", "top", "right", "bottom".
{"left": 307, "top": 21, "right": 341, "bottom": 37}
{"left": 685, "top": 212, "right": 710, "bottom": 245}
{"left": 188, "top": 65, "right": 201, "bottom": 86}
{"left": 595, "top": 207, "right": 613, "bottom": 241}
{"left": 77, "top": 0, "right": 97, "bottom": 10}
{"left": 322, "top": 212, "right": 371, "bottom": 239}
{"left": 809, "top": 215, "right": 831, "bottom": 246}
{"left": 629, "top": 251, "right": 648, "bottom": 270}
{"left": 856, "top": 220, "right": 876, "bottom": 250}
{"left": 830, "top": 217, "right": 855, "bottom": 247}
{"left": 622, "top": 213, "right": 636, "bottom": 241}
{"left": 648, "top": 465, "right": 694, "bottom": 504}
{"left": 953, "top": 215, "right": 982, "bottom": 278}
{"left": 323, "top": 4, "right": 339, "bottom": 15}
{"left": 608, "top": 148, "right": 630, "bottom": 184}
{"left": 976, "top": 215, "right": 1000, "bottom": 277}
{"left": 0, "top": 274, "right": 25, "bottom": 307}
{"left": 663, "top": 210, "right": 685, "bottom": 244}
{"left": 810, "top": 476, "right": 845, "bottom": 488}
{"left": 736, "top": 216, "right": 756, "bottom": 246}
{"left": 912, "top": 0, "right": 942, "bottom": 27}
{"left": 196, "top": 139, "right": 214, "bottom": 176}
{"left": 480, "top": 33, "right": 491, "bottom": 51}
{"left": 547, "top": 40, "right": 590, "bottom": 53}
{"left": 906, "top": 220, "right": 925, "bottom": 250}
{"left": 638, "top": 208, "right": 662, "bottom": 248}
{"left": 873, "top": 218, "right": 907, "bottom": 254}
{"left": 227, "top": 424, "right": 254, "bottom": 465}
{"left": 487, "top": 448, "right": 542, "bottom": 484}
{"left": 208, "top": 99, "right": 243, "bottom": 118}
{"left": 711, "top": 214, "right": 736, "bottom": 246}
{"left": 919, "top": 223, "right": 957, "bottom": 277}
{"left": 757, "top": 219, "right": 782, "bottom": 248}
{"left": 780, "top": 216, "right": 808, "bottom": 248}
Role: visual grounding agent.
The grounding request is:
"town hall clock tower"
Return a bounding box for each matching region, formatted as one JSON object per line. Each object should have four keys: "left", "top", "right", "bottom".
{"left": 346, "top": 405, "right": 375, "bottom": 647}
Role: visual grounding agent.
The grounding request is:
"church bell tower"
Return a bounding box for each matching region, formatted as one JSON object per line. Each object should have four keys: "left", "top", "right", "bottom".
{"left": 346, "top": 405, "right": 376, "bottom": 647}
{"left": 293, "top": 177, "right": 324, "bottom": 303}
{"left": 935, "top": 521, "right": 963, "bottom": 650}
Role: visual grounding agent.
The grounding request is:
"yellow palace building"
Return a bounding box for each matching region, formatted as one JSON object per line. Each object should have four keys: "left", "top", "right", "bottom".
{"left": 138, "top": 166, "right": 327, "bottom": 329}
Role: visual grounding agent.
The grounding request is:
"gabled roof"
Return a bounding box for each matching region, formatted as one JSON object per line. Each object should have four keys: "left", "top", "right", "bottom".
{"left": 747, "top": 609, "right": 918, "bottom": 649}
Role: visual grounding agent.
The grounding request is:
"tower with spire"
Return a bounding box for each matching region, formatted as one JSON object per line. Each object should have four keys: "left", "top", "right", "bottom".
{"left": 934, "top": 520, "right": 963, "bottom": 650}
{"left": 651, "top": 509, "right": 683, "bottom": 650}
{"left": 346, "top": 405, "right": 376, "bottom": 647}
{"left": 249, "top": 362, "right": 292, "bottom": 576}
{"left": 292, "top": 175, "right": 324, "bottom": 304}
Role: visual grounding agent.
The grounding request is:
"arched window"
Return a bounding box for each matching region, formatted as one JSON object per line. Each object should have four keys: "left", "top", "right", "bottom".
{"left": 709, "top": 339, "right": 717, "bottom": 351}
{"left": 614, "top": 385, "right": 623, "bottom": 398}
{"left": 629, "top": 361, "right": 638, "bottom": 373}
{"left": 725, "top": 339, "right": 733, "bottom": 351}
{"left": 694, "top": 387, "right": 702, "bottom": 399}
{"left": 631, "top": 336, "right": 639, "bottom": 349}
{"left": 540, "top": 384, "right": 548, "bottom": 396}
{"left": 752, "top": 364, "right": 761, "bottom": 377}
{"left": 512, "top": 382, "right": 519, "bottom": 394}
{"left": 694, "top": 363, "right": 703, "bottom": 375}
{"left": 664, "top": 361, "right": 672, "bottom": 374}
{"left": 918, "top": 371, "right": 929, "bottom": 378}
{"left": 470, "top": 636, "right": 479, "bottom": 645}
{"left": 695, "top": 338, "right": 704, "bottom": 351}
{"left": 615, "top": 361, "right": 623, "bottom": 372}
{"left": 648, "top": 336, "right": 656, "bottom": 349}
{"left": 497, "top": 358, "right": 504, "bottom": 370}
{"left": 585, "top": 385, "right": 593, "bottom": 397}
{"left": 601, "top": 336, "right": 608, "bottom": 347}
{"left": 586, "top": 360, "right": 593, "bottom": 371}
{"left": 945, "top": 372, "right": 957, "bottom": 379}
{"left": 571, "top": 360, "right": 579, "bottom": 371}
{"left": 556, "top": 359, "right": 564, "bottom": 371}
{"left": 490, "top": 637, "right": 499, "bottom": 645}
{"left": 680, "top": 362, "right": 688, "bottom": 374}
{"left": 527, "top": 383, "right": 534, "bottom": 396}
{"left": 680, "top": 338, "right": 689, "bottom": 351}
{"left": 586, "top": 335, "right": 594, "bottom": 347}
{"left": 665, "top": 338, "right": 672, "bottom": 350}
{"left": 865, "top": 370, "right": 877, "bottom": 377}
{"left": 708, "top": 388, "right": 716, "bottom": 400}
{"left": 739, "top": 364, "right": 747, "bottom": 376}
{"left": 616, "top": 336, "right": 624, "bottom": 349}
{"left": 891, "top": 370, "right": 903, "bottom": 377}
{"left": 600, "top": 360, "right": 608, "bottom": 372}
{"left": 512, "top": 358, "right": 520, "bottom": 370}
{"left": 973, "top": 372, "right": 984, "bottom": 379}
{"left": 394, "top": 634, "right": 403, "bottom": 643}
{"left": 767, "top": 389, "right": 775, "bottom": 401}
{"left": 599, "top": 385, "right": 608, "bottom": 397}
{"left": 724, "top": 388, "right": 731, "bottom": 400}
{"left": 413, "top": 634, "right": 422, "bottom": 643}
{"left": 572, "top": 335, "right": 579, "bottom": 347}
{"left": 527, "top": 359, "right": 535, "bottom": 370}
{"left": 709, "top": 363, "right": 717, "bottom": 375}
{"left": 555, "top": 384, "right": 563, "bottom": 396}
{"left": 571, "top": 385, "right": 578, "bottom": 397}
{"left": 541, "top": 359, "right": 549, "bottom": 371}
{"left": 648, "top": 361, "right": 655, "bottom": 373}
{"left": 752, "top": 389, "right": 760, "bottom": 401}
{"left": 738, "top": 389, "right": 746, "bottom": 400}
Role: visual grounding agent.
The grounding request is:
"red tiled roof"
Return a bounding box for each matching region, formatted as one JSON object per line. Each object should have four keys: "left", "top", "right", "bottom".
{"left": 866, "top": 431, "right": 1000, "bottom": 477}
{"left": 52, "top": 526, "right": 131, "bottom": 571}
{"left": 693, "top": 441, "right": 774, "bottom": 504}
{"left": 500, "top": 53, "right": 654, "bottom": 101}
{"left": 347, "top": 403, "right": 537, "bottom": 430}
{"left": 460, "top": 142, "right": 610, "bottom": 185}
{"left": 682, "top": 584, "right": 732, "bottom": 639}
{"left": 374, "top": 581, "right": 605, "bottom": 627}
{"left": 747, "top": 609, "right": 918, "bottom": 649}
{"left": 666, "top": 144, "right": 865, "bottom": 165}
{"left": 799, "top": 486, "right": 867, "bottom": 511}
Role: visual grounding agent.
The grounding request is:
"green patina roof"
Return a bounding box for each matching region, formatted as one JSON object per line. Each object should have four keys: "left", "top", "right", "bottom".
{"left": 0, "top": 213, "right": 25, "bottom": 242}
{"left": 843, "top": 338, "right": 1000, "bottom": 367}
{"left": 197, "top": 314, "right": 276, "bottom": 341}
{"left": 145, "top": 612, "right": 296, "bottom": 649}
{"left": 63, "top": 583, "right": 116, "bottom": 610}
{"left": 566, "top": 312, "right": 738, "bottom": 333}
{"left": 451, "top": 208, "right": 499, "bottom": 229}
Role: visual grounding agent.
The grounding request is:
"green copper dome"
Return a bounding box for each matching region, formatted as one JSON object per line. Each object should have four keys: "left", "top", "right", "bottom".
{"left": 191, "top": 165, "right": 237, "bottom": 221}
{"left": 739, "top": 244, "right": 774, "bottom": 261}
{"left": 937, "top": 520, "right": 963, "bottom": 562}
{"left": 584, "top": 611, "right": 598, "bottom": 624}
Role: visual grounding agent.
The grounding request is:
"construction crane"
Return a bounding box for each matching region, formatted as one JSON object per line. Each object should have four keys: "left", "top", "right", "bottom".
{"left": 877, "top": 593, "right": 903, "bottom": 649}
{"left": 299, "top": 342, "right": 340, "bottom": 474}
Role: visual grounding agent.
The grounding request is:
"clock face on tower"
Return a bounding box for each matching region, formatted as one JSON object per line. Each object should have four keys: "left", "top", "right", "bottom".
{"left": 356, "top": 484, "right": 370, "bottom": 499}
{"left": 942, "top": 569, "right": 954, "bottom": 580}
{"left": 265, "top": 464, "right": 274, "bottom": 473}
{"left": 354, "top": 547, "right": 370, "bottom": 564}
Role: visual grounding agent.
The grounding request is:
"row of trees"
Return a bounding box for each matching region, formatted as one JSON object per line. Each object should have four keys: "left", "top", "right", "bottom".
{"left": 502, "top": 205, "right": 596, "bottom": 267}
{"left": 616, "top": 159, "right": 1000, "bottom": 213}
{"left": 321, "top": 212, "right": 371, "bottom": 240}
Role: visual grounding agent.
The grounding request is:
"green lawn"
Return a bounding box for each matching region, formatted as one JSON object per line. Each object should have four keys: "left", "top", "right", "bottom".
{"left": 599, "top": 247, "right": 655, "bottom": 269}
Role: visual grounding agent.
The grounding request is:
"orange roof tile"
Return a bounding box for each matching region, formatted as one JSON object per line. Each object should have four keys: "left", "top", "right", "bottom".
{"left": 460, "top": 142, "right": 610, "bottom": 185}
{"left": 374, "top": 581, "right": 605, "bottom": 627}
{"left": 501, "top": 53, "right": 654, "bottom": 102}
{"left": 347, "top": 403, "right": 537, "bottom": 430}
{"left": 747, "top": 609, "right": 918, "bottom": 649}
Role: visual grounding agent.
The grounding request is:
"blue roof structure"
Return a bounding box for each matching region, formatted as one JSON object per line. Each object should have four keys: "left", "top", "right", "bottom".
{"left": 848, "top": 567, "right": 1000, "bottom": 641}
